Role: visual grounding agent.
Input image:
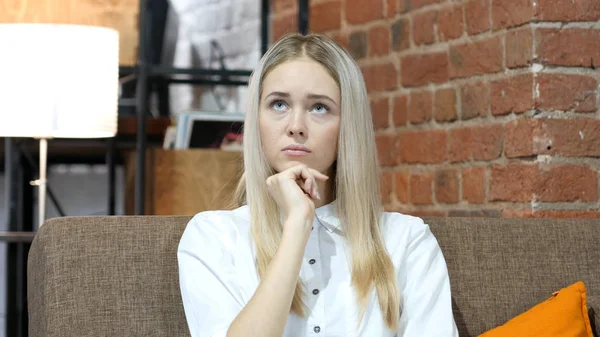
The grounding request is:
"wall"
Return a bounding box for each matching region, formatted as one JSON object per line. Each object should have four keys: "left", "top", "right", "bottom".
{"left": 271, "top": 0, "right": 600, "bottom": 218}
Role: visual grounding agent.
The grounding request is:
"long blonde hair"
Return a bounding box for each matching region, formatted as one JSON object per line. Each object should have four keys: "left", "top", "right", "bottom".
{"left": 233, "top": 33, "right": 400, "bottom": 331}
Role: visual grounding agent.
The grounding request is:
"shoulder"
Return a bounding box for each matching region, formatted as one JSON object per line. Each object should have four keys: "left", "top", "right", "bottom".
{"left": 380, "top": 211, "right": 438, "bottom": 257}
{"left": 381, "top": 211, "right": 429, "bottom": 239}
{"left": 178, "top": 205, "right": 251, "bottom": 254}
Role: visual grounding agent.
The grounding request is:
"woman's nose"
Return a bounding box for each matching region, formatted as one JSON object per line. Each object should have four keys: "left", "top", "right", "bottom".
{"left": 286, "top": 111, "right": 307, "bottom": 137}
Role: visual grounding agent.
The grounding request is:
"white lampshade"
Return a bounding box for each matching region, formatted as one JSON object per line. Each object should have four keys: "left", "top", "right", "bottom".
{"left": 0, "top": 24, "right": 119, "bottom": 139}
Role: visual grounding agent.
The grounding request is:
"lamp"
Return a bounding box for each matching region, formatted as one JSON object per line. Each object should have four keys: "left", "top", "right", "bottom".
{"left": 0, "top": 24, "right": 119, "bottom": 228}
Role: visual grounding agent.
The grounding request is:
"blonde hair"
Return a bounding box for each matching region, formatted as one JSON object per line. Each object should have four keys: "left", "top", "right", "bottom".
{"left": 233, "top": 33, "right": 400, "bottom": 331}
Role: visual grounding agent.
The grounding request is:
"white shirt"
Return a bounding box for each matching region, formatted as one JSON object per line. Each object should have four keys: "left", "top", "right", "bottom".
{"left": 178, "top": 201, "right": 459, "bottom": 337}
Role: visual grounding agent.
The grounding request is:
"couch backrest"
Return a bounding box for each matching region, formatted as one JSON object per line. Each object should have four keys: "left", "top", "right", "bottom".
{"left": 28, "top": 216, "right": 599, "bottom": 337}
{"left": 424, "top": 216, "right": 600, "bottom": 336}
{"left": 27, "top": 216, "right": 193, "bottom": 337}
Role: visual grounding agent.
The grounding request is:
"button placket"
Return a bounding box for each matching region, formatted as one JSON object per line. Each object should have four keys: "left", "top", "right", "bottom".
{"left": 306, "top": 218, "right": 324, "bottom": 335}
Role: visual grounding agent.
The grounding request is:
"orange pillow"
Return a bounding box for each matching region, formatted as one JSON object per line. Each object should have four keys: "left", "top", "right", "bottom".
{"left": 479, "top": 281, "right": 594, "bottom": 337}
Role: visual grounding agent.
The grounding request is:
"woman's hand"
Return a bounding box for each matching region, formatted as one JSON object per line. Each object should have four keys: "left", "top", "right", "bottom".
{"left": 266, "top": 164, "right": 329, "bottom": 232}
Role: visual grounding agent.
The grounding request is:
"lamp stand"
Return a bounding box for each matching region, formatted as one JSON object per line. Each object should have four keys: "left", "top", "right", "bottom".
{"left": 31, "top": 138, "right": 48, "bottom": 228}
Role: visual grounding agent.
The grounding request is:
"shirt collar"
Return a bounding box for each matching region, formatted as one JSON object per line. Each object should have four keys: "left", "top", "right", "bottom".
{"left": 315, "top": 199, "right": 342, "bottom": 234}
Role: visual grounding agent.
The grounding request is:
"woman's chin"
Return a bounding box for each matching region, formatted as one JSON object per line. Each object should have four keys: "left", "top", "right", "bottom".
{"left": 275, "top": 159, "right": 312, "bottom": 171}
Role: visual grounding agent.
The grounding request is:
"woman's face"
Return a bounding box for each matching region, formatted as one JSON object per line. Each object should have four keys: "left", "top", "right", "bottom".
{"left": 259, "top": 57, "right": 341, "bottom": 176}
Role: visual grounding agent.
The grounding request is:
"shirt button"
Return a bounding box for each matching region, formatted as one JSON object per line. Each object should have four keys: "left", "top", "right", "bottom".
{"left": 309, "top": 259, "right": 316, "bottom": 265}
{"left": 312, "top": 289, "right": 319, "bottom": 295}
{"left": 313, "top": 326, "right": 321, "bottom": 333}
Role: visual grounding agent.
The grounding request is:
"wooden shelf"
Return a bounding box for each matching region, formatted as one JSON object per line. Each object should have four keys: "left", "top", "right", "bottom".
{"left": 124, "top": 148, "right": 243, "bottom": 216}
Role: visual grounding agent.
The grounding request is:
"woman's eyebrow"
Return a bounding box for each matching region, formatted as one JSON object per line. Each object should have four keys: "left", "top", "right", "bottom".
{"left": 264, "top": 91, "right": 339, "bottom": 107}
{"left": 264, "top": 91, "right": 290, "bottom": 99}
{"left": 306, "top": 94, "right": 339, "bottom": 107}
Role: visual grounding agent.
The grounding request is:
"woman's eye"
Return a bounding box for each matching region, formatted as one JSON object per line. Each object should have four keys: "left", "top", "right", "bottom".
{"left": 271, "top": 101, "right": 288, "bottom": 112}
{"left": 311, "top": 104, "right": 329, "bottom": 114}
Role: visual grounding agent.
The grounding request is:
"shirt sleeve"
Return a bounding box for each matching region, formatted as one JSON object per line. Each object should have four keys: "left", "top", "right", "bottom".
{"left": 397, "top": 220, "right": 459, "bottom": 337}
{"left": 177, "top": 212, "right": 244, "bottom": 337}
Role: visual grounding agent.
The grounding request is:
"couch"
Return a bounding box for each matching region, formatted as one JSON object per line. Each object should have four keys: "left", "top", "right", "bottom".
{"left": 27, "top": 215, "right": 600, "bottom": 336}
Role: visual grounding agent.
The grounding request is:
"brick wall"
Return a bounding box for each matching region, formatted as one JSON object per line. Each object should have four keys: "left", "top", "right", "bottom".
{"left": 271, "top": 0, "right": 600, "bottom": 218}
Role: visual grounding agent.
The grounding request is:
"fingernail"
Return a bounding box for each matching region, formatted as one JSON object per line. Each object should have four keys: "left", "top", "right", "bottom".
{"left": 316, "top": 192, "right": 321, "bottom": 200}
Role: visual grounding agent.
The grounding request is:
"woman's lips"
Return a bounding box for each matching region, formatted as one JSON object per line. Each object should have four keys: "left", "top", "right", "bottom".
{"left": 283, "top": 145, "right": 311, "bottom": 156}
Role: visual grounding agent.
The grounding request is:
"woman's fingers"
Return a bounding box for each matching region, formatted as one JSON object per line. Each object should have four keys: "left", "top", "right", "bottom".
{"left": 304, "top": 177, "right": 312, "bottom": 196}
{"left": 308, "top": 168, "right": 329, "bottom": 181}
{"left": 299, "top": 167, "right": 321, "bottom": 200}
{"left": 281, "top": 164, "right": 328, "bottom": 200}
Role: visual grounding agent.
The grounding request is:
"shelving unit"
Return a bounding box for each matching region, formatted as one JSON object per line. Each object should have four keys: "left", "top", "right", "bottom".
{"left": 3, "top": 1, "right": 310, "bottom": 336}
{"left": 126, "top": 0, "right": 272, "bottom": 215}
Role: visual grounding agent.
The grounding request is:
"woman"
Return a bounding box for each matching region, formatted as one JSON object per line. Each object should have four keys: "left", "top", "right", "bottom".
{"left": 178, "top": 33, "right": 458, "bottom": 337}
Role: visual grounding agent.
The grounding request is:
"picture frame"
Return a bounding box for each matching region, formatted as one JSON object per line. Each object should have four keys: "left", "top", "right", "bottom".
{"left": 174, "top": 111, "right": 244, "bottom": 150}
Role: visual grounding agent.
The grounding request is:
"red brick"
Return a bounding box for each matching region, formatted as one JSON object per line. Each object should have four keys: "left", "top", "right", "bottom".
{"left": 534, "top": 0, "right": 600, "bottom": 21}
{"left": 391, "top": 19, "right": 410, "bottom": 51}
{"left": 472, "top": 124, "right": 504, "bottom": 160}
{"left": 503, "top": 209, "right": 600, "bottom": 219}
{"left": 435, "top": 169, "right": 459, "bottom": 204}
{"left": 462, "top": 167, "right": 486, "bottom": 203}
{"left": 348, "top": 31, "right": 368, "bottom": 59}
{"left": 505, "top": 118, "right": 600, "bottom": 158}
{"left": 274, "top": 0, "right": 295, "bottom": 13}
{"left": 437, "top": 4, "right": 464, "bottom": 41}
{"left": 376, "top": 134, "right": 399, "bottom": 166}
{"left": 368, "top": 25, "right": 391, "bottom": 57}
{"left": 536, "top": 28, "right": 600, "bottom": 68}
{"left": 491, "top": 163, "right": 599, "bottom": 203}
{"left": 413, "top": 10, "right": 437, "bottom": 45}
{"left": 535, "top": 74, "right": 597, "bottom": 112}
{"left": 395, "top": 171, "right": 410, "bottom": 203}
{"left": 504, "top": 119, "right": 540, "bottom": 158}
{"left": 492, "top": 0, "right": 533, "bottom": 30}
{"left": 448, "top": 124, "right": 503, "bottom": 162}
{"left": 465, "top": 0, "right": 491, "bottom": 35}
{"left": 272, "top": 12, "right": 298, "bottom": 41}
{"left": 408, "top": 91, "right": 433, "bottom": 124}
{"left": 449, "top": 36, "right": 503, "bottom": 78}
{"left": 393, "top": 95, "right": 408, "bottom": 126}
{"left": 533, "top": 119, "right": 600, "bottom": 157}
{"left": 387, "top": 0, "right": 398, "bottom": 17}
{"left": 434, "top": 88, "right": 457, "bottom": 122}
{"left": 399, "top": 129, "right": 447, "bottom": 164}
{"left": 401, "top": 53, "right": 449, "bottom": 87}
{"left": 381, "top": 170, "right": 394, "bottom": 204}
{"left": 410, "top": 173, "right": 433, "bottom": 205}
{"left": 489, "top": 164, "right": 539, "bottom": 202}
{"left": 371, "top": 97, "right": 390, "bottom": 130}
{"left": 448, "top": 127, "right": 473, "bottom": 163}
{"left": 410, "top": 0, "right": 444, "bottom": 10}
{"left": 346, "top": 0, "right": 384, "bottom": 24}
{"left": 536, "top": 165, "right": 598, "bottom": 202}
{"left": 490, "top": 74, "right": 534, "bottom": 116}
{"left": 506, "top": 26, "right": 534, "bottom": 68}
{"left": 461, "top": 82, "right": 489, "bottom": 120}
{"left": 361, "top": 62, "right": 398, "bottom": 92}
{"left": 310, "top": 1, "right": 342, "bottom": 33}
